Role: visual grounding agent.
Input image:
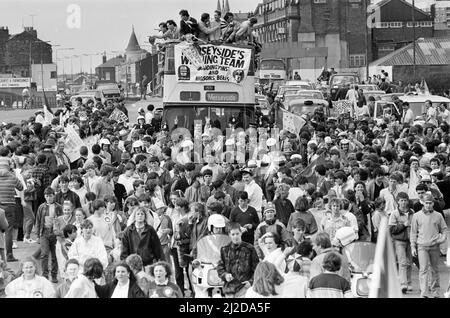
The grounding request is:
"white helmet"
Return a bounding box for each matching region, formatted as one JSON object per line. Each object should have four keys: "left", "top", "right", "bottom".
{"left": 207, "top": 214, "right": 226, "bottom": 232}
{"left": 132, "top": 140, "right": 144, "bottom": 148}
{"left": 99, "top": 138, "right": 110, "bottom": 146}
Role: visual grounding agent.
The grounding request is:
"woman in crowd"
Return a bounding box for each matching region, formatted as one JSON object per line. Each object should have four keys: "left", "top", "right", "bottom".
{"left": 320, "top": 198, "right": 352, "bottom": 242}
{"left": 257, "top": 232, "right": 291, "bottom": 274}
{"left": 68, "top": 219, "right": 109, "bottom": 269}
{"left": 70, "top": 175, "right": 88, "bottom": 207}
{"left": 73, "top": 208, "right": 86, "bottom": 236}
{"left": 148, "top": 261, "right": 183, "bottom": 298}
{"left": 5, "top": 257, "right": 55, "bottom": 298}
{"left": 245, "top": 261, "right": 285, "bottom": 298}
{"left": 104, "top": 194, "right": 127, "bottom": 236}
{"left": 94, "top": 261, "right": 146, "bottom": 298}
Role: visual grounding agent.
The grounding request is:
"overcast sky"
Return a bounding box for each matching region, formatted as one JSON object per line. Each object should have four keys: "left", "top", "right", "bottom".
{"left": 0, "top": 0, "right": 260, "bottom": 74}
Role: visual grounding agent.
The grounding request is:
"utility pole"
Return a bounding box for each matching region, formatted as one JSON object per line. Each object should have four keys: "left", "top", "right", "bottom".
{"left": 412, "top": 0, "right": 416, "bottom": 79}
{"left": 30, "top": 14, "right": 36, "bottom": 28}
{"left": 365, "top": 0, "right": 370, "bottom": 81}
{"left": 70, "top": 56, "right": 74, "bottom": 82}
{"left": 29, "top": 41, "right": 32, "bottom": 78}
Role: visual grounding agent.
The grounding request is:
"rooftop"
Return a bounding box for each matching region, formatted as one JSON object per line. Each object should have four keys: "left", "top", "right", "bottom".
{"left": 370, "top": 37, "right": 450, "bottom": 66}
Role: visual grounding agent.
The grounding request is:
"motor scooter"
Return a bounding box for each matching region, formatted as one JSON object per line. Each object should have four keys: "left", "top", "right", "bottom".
{"left": 191, "top": 234, "right": 231, "bottom": 298}
{"left": 342, "top": 241, "right": 376, "bottom": 298}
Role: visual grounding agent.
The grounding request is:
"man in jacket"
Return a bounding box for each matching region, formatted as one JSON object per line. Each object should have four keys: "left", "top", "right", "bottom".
{"left": 179, "top": 10, "right": 199, "bottom": 38}
{"left": 120, "top": 211, "right": 163, "bottom": 267}
{"left": 389, "top": 192, "right": 414, "bottom": 293}
{"left": 217, "top": 222, "right": 259, "bottom": 298}
{"left": 35, "top": 187, "right": 63, "bottom": 282}
{"left": 0, "top": 153, "right": 24, "bottom": 262}
{"left": 55, "top": 175, "right": 81, "bottom": 209}
{"left": 411, "top": 193, "right": 447, "bottom": 298}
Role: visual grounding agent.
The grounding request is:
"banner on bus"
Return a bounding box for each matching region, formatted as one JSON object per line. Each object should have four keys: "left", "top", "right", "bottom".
{"left": 174, "top": 43, "right": 252, "bottom": 84}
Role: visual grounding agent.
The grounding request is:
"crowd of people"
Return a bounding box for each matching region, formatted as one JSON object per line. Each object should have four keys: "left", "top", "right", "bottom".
{"left": 1, "top": 62, "right": 450, "bottom": 298}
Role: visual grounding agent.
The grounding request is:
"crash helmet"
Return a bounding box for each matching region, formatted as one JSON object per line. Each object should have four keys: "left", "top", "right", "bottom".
{"left": 99, "top": 138, "right": 111, "bottom": 146}
{"left": 207, "top": 214, "right": 226, "bottom": 233}
{"left": 132, "top": 140, "right": 144, "bottom": 149}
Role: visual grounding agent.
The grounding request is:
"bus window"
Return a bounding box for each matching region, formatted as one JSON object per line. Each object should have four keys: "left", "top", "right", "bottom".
{"left": 260, "top": 60, "right": 285, "bottom": 71}
{"left": 164, "top": 46, "right": 175, "bottom": 74}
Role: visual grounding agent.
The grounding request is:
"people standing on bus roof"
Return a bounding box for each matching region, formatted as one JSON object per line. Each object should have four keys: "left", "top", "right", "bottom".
{"left": 235, "top": 17, "right": 258, "bottom": 44}
{"left": 210, "top": 10, "right": 223, "bottom": 41}
{"left": 198, "top": 13, "right": 221, "bottom": 42}
{"left": 179, "top": 10, "right": 199, "bottom": 39}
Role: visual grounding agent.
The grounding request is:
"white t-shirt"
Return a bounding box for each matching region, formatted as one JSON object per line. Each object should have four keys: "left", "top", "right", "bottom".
{"left": 145, "top": 112, "right": 154, "bottom": 125}
{"left": 111, "top": 281, "right": 130, "bottom": 298}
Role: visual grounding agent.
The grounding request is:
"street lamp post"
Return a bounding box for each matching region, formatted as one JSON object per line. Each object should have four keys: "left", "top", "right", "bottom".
{"left": 56, "top": 48, "right": 74, "bottom": 86}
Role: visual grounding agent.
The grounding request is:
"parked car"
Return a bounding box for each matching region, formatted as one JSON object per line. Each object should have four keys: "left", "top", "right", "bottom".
{"left": 97, "top": 83, "right": 122, "bottom": 102}
{"left": 276, "top": 84, "right": 314, "bottom": 101}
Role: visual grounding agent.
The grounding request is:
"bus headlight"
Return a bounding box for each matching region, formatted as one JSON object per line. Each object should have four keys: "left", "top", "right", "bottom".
{"left": 356, "top": 278, "right": 371, "bottom": 297}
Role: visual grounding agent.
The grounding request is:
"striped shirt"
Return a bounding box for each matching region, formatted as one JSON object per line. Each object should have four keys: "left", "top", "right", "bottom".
{"left": 308, "top": 272, "right": 352, "bottom": 298}
{"left": 0, "top": 170, "right": 24, "bottom": 204}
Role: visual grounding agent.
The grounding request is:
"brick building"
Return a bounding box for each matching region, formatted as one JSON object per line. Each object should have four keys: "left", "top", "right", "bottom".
{"left": 96, "top": 55, "right": 125, "bottom": 82}
{"left": 252, "top": 0, "right": 369, "bottom": 78}
{"left": 370, "top": 0, "right": 434, "bottom": 61}
{"left": 0, "top": 27, "right": 52, "bottom": 77}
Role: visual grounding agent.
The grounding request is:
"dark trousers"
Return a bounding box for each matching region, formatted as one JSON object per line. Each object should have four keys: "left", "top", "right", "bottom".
{"left": 2, "top": 204, "right": 16, "bottom": 257}
{"left": 171, "top": 247, "right": 185, "bottom": 295}
{"left": 40, "top": 232, "right": 58, "bottom": 279}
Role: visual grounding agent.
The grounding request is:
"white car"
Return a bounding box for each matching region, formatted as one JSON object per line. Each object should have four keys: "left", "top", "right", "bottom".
{"left": 69, "top": 90, "right": 102, "bottom": 106}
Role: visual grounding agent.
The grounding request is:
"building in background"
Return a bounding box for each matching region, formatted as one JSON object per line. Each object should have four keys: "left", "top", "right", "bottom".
{"left": 0, "top": 26, "right": 52, "bottom": 77}
{"left": 369, "top": 37, "right": 450, "bottom": 92}
{"left": 431, "top": 1, "right": 450, "bottom": 36}
{"left": 96, "top": 55, "right": 125, "bottom": 82}
{"left": 252, "top": 0, "right": 369, "bottom": 80}
{"left": 31, "top": 63, "right": 57, "bottom": 90}
{"left": 370, "top": 0, "right": 434, "bottom": 61}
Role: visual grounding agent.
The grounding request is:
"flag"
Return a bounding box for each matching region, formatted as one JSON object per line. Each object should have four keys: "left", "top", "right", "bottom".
{"left": 43, "top": 89, "right": 54, "bottom": 127}
{"left": 299, "top": 154, "right": 326, "bottom": 179}
{"left": 42, "top": 89, "right": 53, "bottom": 115}
{"left": 420, "top": 78, "right": 430, "bottom": 95}
{"left": 368, "top": 217, "right": 402, "bottom": 298}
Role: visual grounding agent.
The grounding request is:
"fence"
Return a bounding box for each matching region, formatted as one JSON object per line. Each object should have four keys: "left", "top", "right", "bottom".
{"left": 0, "top": 93, "right": 57, "bottom": 110}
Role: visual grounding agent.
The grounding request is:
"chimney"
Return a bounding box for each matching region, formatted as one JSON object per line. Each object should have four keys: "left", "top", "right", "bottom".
{"left": 102, "top": 54, "right": 107, "bottom": 64}
{"left": 24, "top": 26, "right": 37, "bottom": 38}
